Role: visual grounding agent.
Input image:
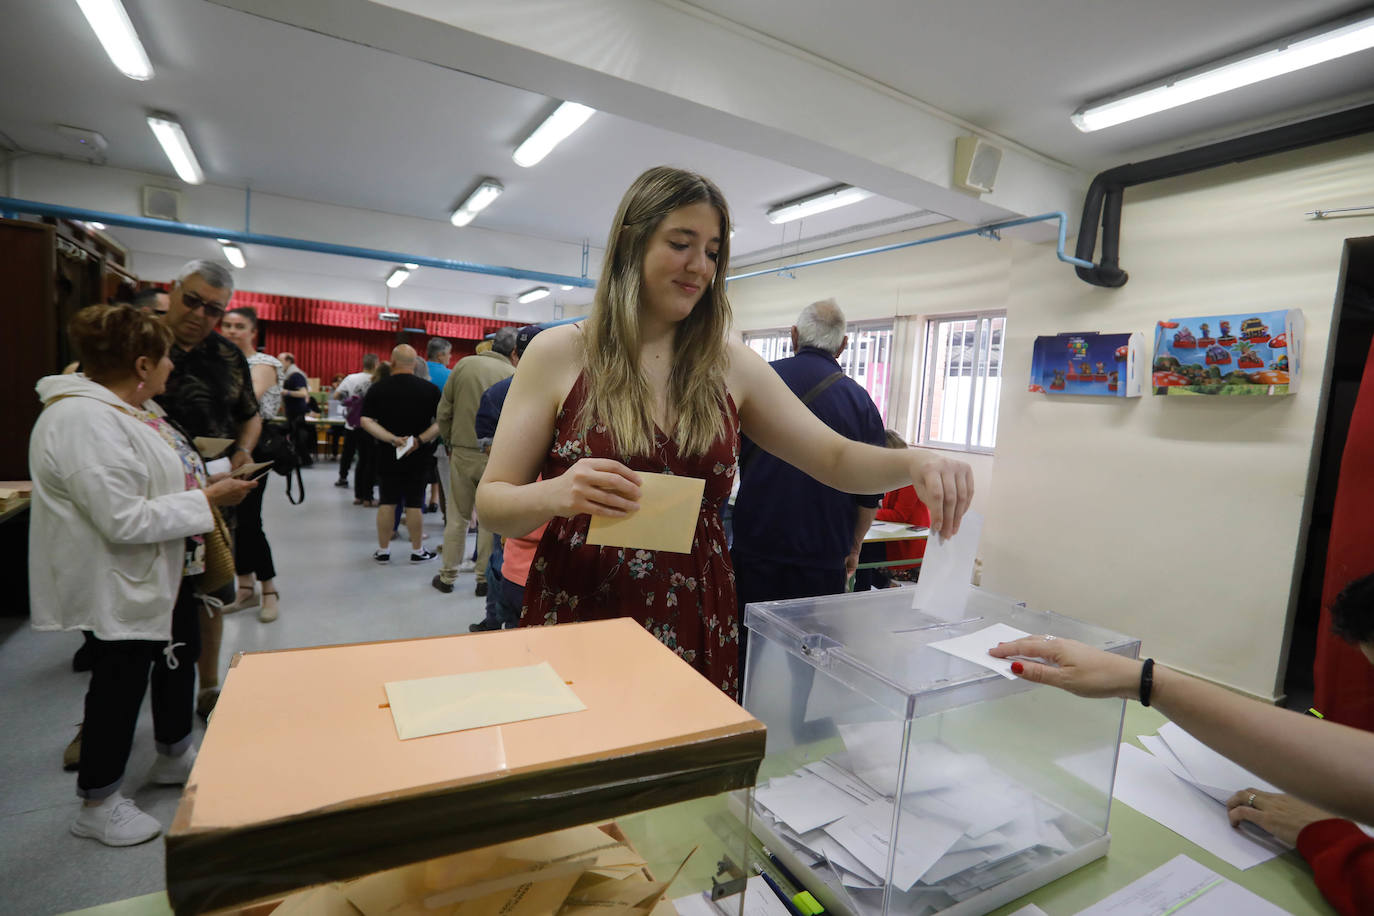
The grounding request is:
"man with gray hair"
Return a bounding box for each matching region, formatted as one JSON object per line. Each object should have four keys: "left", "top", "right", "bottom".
{"left": 432, "top": 326, "right": 518, "bottom": 598}
{"left": 731, "top": 299, "right": 887, "bottom": 635}
{"left": 155, "top": 259, "right": 260, "bottom": 721}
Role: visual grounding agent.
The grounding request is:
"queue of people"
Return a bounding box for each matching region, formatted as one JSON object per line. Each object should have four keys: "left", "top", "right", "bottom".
{"left": 25, "top": 165, "right": 1371, "bottom": 915}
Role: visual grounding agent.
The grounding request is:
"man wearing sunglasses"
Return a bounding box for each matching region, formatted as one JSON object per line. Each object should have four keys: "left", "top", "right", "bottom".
{"left": 156, "top": 259, "right": 261, "bottom": 720}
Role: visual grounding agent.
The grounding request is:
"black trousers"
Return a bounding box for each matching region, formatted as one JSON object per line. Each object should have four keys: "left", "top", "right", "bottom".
{"left": 355, "top": 439, "right": 377, "bottom": 501}
{"left": 77, "top": 578, "right": 201, "bottom": 799}
{"left": 233, "top": 474, "right": 276, "bottom": 581}
{"left": 338, "top": 426, "right": 363, "bottom": 480}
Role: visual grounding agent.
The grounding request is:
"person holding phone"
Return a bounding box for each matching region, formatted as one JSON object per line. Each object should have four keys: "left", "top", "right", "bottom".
{"left": 30, "top": 304, "right": 256, "bottom": 846}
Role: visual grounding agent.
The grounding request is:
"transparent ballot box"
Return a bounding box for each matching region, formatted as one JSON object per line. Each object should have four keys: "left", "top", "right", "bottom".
{"left": 165, "top": 618, "right": 764, "bottom": 914}
{"left": 741, "top": 588, "right": 1139, "bottom": 916}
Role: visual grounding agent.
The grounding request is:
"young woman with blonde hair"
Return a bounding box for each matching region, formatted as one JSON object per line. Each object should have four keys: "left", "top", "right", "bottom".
{"left": 477, "top": 166, "right": 973, "bottom": 697}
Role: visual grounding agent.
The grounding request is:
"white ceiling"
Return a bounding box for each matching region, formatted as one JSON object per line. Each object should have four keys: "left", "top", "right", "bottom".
{"left": 3, "top": 0, "right": 1372, "bottom": 314}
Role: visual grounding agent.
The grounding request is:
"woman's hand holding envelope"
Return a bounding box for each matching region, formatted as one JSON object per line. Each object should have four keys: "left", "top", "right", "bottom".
{"left": 556, "top": 458, "right": 642, "bottom": 519}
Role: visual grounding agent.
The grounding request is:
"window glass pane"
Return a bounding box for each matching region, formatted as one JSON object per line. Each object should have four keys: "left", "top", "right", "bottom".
{"left": 920, "top": 312, "right": 1005, "bottom": 451}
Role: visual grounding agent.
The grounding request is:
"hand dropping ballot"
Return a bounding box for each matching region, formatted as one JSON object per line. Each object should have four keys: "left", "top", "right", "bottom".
{"left": 586, "top": 473, "right": 704, "bottom": 554}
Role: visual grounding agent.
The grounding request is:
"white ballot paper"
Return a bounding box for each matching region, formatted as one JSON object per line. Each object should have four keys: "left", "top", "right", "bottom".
{"left": 1111, "top": 744, "right": 1285, "bottom": 870}
{"left": 911, "top": 510, "right": 983, "bottom": 620}
{"left": 1153, "top": 722, "right": 1283, "bottom": 801}
{"left": 395, "top": 436, "right": 414, "bottom": 459}
{"left": 927, "top": 622, "right": 1032, "bottom": 680}
{"left": 1072, "top": 853, "right": 1289, "bottom": 915}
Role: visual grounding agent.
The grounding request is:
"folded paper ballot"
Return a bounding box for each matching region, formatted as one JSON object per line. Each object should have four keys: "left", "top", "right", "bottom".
{"left": 229, "top": 459, "right": 273, "bottom": 480}
{"left": 384, "top": 661, "right": 586, "bottom": 740}
{"left": 586, "top": 473, "right": 705, "bottom": 554}
{"left": 395, "top": 436, "right": 414, "bottom": 460}
{"left": 911, "top": 509, "right": 983, "bottom": 620}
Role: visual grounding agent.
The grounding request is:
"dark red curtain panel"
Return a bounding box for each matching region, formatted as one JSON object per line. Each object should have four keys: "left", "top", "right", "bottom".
{"left": 1314, "top": 334, "right": 1374, "bottom": 729}
{"left": 225, "top": 291, "right": 517, "bottom": 382}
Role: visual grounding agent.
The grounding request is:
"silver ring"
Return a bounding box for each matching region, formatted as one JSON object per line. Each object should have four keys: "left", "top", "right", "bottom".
{"left": 1247, "top": 792, "right": 1257, "bottom": 807}
{"left": 1042, "top": 635, "right": 1056, "bottom": 641}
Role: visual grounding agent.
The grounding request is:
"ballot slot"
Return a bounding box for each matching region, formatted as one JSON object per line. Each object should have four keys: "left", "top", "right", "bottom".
{"left": 740, "top": 587, "right": 1138, "bottom": 915}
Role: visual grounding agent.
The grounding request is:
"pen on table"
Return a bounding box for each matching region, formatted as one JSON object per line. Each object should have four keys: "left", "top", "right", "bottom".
{"left": 756, "top": 869, "right": 804, "bottom": 916}
{"left": 761, "top": 847, "right": 825, "bottom": 914}
{"left": 1308, "top": 707, "right": 1324, "bottom": 719}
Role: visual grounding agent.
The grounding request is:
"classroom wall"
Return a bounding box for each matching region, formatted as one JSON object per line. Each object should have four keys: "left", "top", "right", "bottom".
{"left": 729, "top": 134, "right": 1374, "bottom": 700}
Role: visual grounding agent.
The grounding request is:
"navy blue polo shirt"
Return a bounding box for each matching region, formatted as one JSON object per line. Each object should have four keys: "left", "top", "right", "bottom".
{"left": 732, "top": 346, "right": 886, "bottom": 569}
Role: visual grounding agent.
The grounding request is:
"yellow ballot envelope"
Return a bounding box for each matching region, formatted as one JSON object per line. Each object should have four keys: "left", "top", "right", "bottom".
{"left": 192, "top": 436, "right": 235, "bottom": 458}
{"left": 585, "top": 473, "right": 704, "bottom": 554}
{"left": 384, "top": 661, "right": 587, "bottom": 740}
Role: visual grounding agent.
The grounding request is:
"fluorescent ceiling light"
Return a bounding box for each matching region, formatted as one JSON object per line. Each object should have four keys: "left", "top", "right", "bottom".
{"left": 560, "top": 284, "right": 574, "bottom": 290}
{"left": 766, "top": 185, "right": 873, "bottom": 224}
{"left": 218, "top": 240, "right": 246, "bottom": 269}
{"left": 146, "top": 113, "right": 205, "bottom": 184}
{"left": 450, "top": 178, "right": 504, "bottom": 227}
{"left": 74, "top": 0, "right": 153, "bottom": 81}
{"left": 87, "top": 221, "right": 106, "bottom": 231}
{"left": 517, "top": 286, "right": 550, "bottom": 304}
{"left": 1072, "top": 12, "right": 1374, "bottom": 132}
{"left": 513, "top": 102, "right": 595, "bottom": 168}
{"left": 386, "top": 267, "right": 410, "bottom": 288}
{"left": 403, "top": 262, "right": 420, "bottom": 270}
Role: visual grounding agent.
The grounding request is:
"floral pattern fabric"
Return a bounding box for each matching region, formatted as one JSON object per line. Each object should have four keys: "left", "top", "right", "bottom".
{"left": 141, "top": 414, "right": 208, "bottom": 576}
{"left": 522, "top": 372, "right": 743, "bottom": 698}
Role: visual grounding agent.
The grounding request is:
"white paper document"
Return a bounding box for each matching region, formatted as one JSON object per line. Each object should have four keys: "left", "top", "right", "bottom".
{"left": 395, "top": 436, "right": 414, "bottom": 459}
{"left": 823, "top": 799, "right": 964, "bottom": 892}
{"left": 1072, "top": 853, "right": 1290, "bottom": 915}
{"left": 1153, "top": 722, "right": 1283, "bottom": 801}
{"left": 1111, "top": 744, "right": 1285, "bottom": 870}
{"left": 755, "top": 769, "right": 865, "bottom": 834}
{"left": 927, "top": 622, "right": 1032, "bottom": 680}
{"left": 910, "top": 510, "right": 983, "bottom": 620}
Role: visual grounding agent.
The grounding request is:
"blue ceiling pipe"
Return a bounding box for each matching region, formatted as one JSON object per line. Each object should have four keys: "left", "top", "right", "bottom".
{"left": 726, "top": 211, "right": 1093, "bottom": 283}
{"left": 0, "top": 196, "right": 596, "bottom": 288}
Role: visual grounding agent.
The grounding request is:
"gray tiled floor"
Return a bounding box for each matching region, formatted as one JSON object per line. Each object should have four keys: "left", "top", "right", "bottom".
{"left": 0, "top": 462, "right": 489, "bottom": 915}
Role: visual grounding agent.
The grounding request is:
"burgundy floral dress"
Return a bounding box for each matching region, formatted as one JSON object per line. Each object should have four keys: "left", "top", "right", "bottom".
{"left": 522, "top": 372, "right": 742, "bottom": 698}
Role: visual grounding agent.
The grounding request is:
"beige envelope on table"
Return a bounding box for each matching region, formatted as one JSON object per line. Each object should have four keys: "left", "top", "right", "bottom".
{"left": 384, "top": 661, "right": 586, "bottom": 741}
{"left": 192, "top": 436, "right": 235, "bottom": 459}
{"left": 585, "top": 473, "right": 704, "bottom": 555}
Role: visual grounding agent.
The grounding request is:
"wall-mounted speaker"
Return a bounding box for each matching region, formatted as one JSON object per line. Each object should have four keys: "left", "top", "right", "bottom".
{"left": 953, "top": 136, "right": 1002, "bottom": 195}
{"left": 492, "top": 297, "right": 511, "bottom": 318}
{"left": 142, "top": 186, "right": 182, "bottom": 221}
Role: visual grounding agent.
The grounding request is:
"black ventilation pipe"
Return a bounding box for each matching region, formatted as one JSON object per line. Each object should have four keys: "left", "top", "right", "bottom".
{"left": 1075, "top": 102, "right": 1374, "bottom": 287}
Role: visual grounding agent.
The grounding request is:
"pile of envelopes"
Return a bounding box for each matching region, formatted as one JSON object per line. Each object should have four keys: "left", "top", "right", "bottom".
{"left": 754, "top": 722, "right": 1082, "bottom": 913}
{"left": 266, "top": 822, "right": 689, "bottom": 916}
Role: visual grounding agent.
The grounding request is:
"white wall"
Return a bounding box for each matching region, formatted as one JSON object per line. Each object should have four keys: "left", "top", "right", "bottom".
{"left": 730, "top": 135, "right": 1374, "bottom": 700}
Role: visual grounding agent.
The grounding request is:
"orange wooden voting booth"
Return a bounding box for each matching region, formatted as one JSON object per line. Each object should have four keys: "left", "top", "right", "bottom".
{"left": 165, "top": 618, "right": 765, "bottom": 914}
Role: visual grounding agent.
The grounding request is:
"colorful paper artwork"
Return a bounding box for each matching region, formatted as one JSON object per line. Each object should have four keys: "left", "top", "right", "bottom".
{"left": 1152, "top": 310, "right": 1302, "bottom": 396}
{"left": 1029, "top": 332, "right": 1143, "bottom": 398}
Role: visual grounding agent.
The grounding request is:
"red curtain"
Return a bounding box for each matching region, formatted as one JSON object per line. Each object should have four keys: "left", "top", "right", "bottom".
{"left": 1314, "top": 334, "right": 1374, "bottom": 729}
{"left": 225, "top": 291, "right": 516, "bottom": 383}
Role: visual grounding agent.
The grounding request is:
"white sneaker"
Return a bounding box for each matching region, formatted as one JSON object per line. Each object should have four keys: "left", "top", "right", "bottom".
{"left": 457, "top": 559, "right": 477, "bottom": 574}
{"left": 147, "top": 746, "right": 197, "bottom": 786}
{"left": 71, "top": 793, "right": 161, "bottom": 846}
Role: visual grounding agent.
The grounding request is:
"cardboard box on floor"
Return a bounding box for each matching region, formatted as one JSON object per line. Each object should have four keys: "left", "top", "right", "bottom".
{"left": 165, "top": 618, "right": 765, "bottom": 915}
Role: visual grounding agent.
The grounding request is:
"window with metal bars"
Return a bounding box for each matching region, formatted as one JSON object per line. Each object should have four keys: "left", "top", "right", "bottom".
{"left": 918, "top": 312, "right": 1005, "bottom": 452}
{"left": 743, "top": 322, "right": 895, "bottom": 422}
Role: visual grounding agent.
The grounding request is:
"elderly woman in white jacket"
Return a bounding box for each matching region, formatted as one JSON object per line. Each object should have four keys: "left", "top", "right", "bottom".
{"left": 30, "top": 305, "right": 255, "bottom": 847}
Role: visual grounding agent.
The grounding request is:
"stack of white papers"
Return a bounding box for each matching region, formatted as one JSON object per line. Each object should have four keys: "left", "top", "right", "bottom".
{"left": 1072, "top": 854, "right": 1289, "bottom": 915}
{"left": 752, "top": 727, "right": 1084, "bottom": 913}
{"left": 1107, "top": 725, "right": 1290, "bottom": 870}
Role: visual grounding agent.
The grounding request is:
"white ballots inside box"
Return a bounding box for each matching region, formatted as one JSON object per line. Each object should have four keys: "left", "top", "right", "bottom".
{"left": 740, "top": 588, "right": 1139, "bottom": 915}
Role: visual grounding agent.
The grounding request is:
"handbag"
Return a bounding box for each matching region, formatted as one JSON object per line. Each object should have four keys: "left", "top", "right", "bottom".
{"left": 255, "top": 423, "right": 306, "bottom": 505}
{"left": 198, "top": 504, "right": 236, "bottom": 593}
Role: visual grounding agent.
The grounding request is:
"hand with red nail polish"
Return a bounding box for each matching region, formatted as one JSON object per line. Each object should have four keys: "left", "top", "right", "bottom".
{"left": 990, "top": 635, "right": 1141, "bottom": 699}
